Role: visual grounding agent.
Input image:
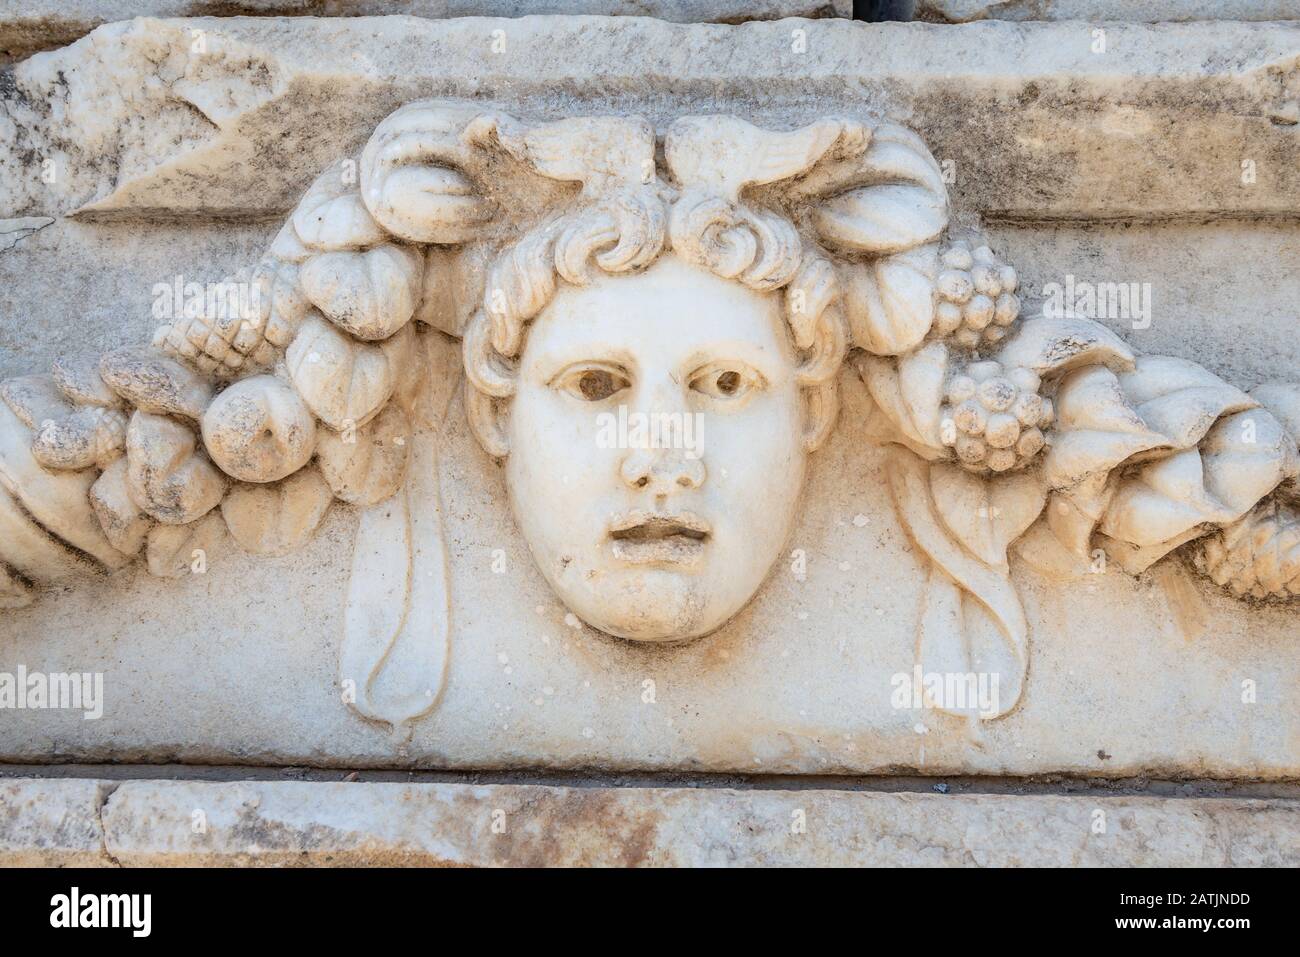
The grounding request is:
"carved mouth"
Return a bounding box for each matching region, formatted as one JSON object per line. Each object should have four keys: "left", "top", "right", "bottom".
{"left": 608, "top": 512, "right": 710, "bottom": 566}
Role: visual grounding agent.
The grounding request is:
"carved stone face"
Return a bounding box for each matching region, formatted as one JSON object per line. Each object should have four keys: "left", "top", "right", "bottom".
{"left": 505, "top": 254, "right": 807, "bottom": 642}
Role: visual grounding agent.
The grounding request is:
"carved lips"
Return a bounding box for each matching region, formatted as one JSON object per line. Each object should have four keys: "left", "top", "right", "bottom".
{"left": 608, "top": 510, "right": 710, "bottom": 567}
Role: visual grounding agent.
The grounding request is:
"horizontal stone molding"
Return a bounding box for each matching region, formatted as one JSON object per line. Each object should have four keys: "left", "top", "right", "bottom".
{"left": 2, "top": 776, "right": 1298, "bottom": 866}
{"left": 1, "top": 17, "right": 1298, "bottom": 223}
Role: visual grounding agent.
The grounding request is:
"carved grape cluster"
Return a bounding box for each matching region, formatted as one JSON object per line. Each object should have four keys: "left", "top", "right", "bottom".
{"left": 939, "top": 360, "right": 1054, "bottom": 473}
{"left": 933, "top": 240, "right": 1020, "bottom": 351}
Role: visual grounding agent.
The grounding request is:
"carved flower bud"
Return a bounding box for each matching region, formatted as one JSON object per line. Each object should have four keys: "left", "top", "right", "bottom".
{"left": 126, "top": 412, "right": 227, "bottom": 525}
{"left": 202, "top": 375, "right": 317, "bottom": 484}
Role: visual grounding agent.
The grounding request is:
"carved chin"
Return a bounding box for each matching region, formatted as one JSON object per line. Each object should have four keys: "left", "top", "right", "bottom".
{"left": 562, "top": 569, "right": 725, "bottom": 643}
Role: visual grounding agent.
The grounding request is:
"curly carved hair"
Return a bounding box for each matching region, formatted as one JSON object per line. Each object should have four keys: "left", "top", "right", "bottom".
{"left": 462, "top": 187, "right": 848, "bottom": 457}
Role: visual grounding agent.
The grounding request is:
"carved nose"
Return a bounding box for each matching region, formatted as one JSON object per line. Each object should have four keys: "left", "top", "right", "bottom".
{"left": 620, "top": 447, "right": 706, "bottom": 493}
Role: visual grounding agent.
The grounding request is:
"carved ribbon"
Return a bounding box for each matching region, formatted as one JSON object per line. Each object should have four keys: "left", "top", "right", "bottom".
{"left": 886, "top": 447, "right": 1029, "bottom": 720}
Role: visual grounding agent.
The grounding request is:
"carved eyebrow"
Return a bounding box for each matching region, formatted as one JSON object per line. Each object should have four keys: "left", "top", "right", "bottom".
{"left": 683, "top": 339, "right": 791, "bottom": 382}
{"left": 528, "top": 345, "right": 636, "bottom": 386}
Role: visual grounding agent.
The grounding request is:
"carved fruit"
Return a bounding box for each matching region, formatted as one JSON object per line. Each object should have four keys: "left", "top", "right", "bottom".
{"left": 939, "top": 360, "right": 1053, "bottom": 474}
{"left": 1194, "top": 499, "right": 1300, "bottom": 600}
{"left": 153, "top": 259, "right": 309, "bottom": 379}
{"left": 932, "top": 239, "right": 1020, "bottom": 352}
{"left": 201, "top": 375, "right": 317, "bottom": 484}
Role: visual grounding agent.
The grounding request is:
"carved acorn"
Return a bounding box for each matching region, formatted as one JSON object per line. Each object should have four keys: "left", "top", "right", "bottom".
{"left": 31, "top": 405, "right": 128, "bottom": 471}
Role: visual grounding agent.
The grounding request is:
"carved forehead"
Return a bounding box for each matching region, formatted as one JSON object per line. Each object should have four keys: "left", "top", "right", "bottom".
{"left": 520, "top": 254, "right": 794, "bottom": 372}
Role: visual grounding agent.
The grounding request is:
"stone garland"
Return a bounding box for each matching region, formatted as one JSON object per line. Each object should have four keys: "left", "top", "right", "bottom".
{"left": 0, "top": 102, "right": 1297, "bottom": 722}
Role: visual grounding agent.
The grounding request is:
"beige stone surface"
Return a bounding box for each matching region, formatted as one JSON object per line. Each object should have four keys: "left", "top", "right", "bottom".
{"left": 3, "top": 18, "right": 1299, "bottom": 222}
{"left": 1, "top": 17, "right": 1298, "bottom": 790}
{"left": 0, "top": 777, "right": 1270, "bottom": 866}
{"left": 0, "top": 3, "right": 854, "bottom": 64}
{"left": 918, "top": 1, "right": 1300, "bottom": 22}
{"left": 2, "top": 211, "right": 1299, "bottom": 776}
{"left": 0, "top": 778, "right": 112, "bottom": 866}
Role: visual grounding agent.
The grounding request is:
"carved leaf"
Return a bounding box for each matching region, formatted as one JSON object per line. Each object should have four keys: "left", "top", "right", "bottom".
{"left": 815, "top": 184, "right": 947, "bottom": 257}
{"left": 1046, "top": 470, "right": 1116, "bottom": 560}
{"left": 886, "top": 447, "right": 1028, "bottom": 719}
{"left": 1042, "top": 366, "right": 1169, "bottom": 489}
{"left": 316, "top": 403, "right": 411, "bottom": 506}
{"left": 512, "top": 115, "right": 657, "bottom": 196}
{"left": 0, "top": 401, "right": 130, "bottom": 570}
{"left": 1098, "top": 408, "right": 1293, "bottom": 566}
{"left": 0, "top": 374, "right": 71, "bottom": 429}
{"left": 995, "top": 317, "right": 1136, "bottom": 378}
{"left": 1248, "top": 382, "right": 1300, "bottom": 500}
{"left": 222, "top": 466, "right": 333, "bottom": 557}
{"left": 1100, "top": 448, "right": 1234, "bottom": 548}
{"left": 300, "top": 244, "right": 423, "bottom": 342}
{"left": 929, "top": 462, "right": 1048, "bottom": 572}
{"left": 841, "top": 244, "right": 938, "bottom": 356}
{"left": 1118, "top": 355, "right": 1256, "bottom": 451}
{"left": 805, "top": 122, "right": 948, "bottom": 256}
{"left": 286, "top": 315, "right": 394, "bottom": 430}
{"left": 145, "top": 511, "right": 226, "bottom": 579}
{"left": 0, "top": 563, "right": 34, "bottom": 609}
{"left": 665, "top": 115, "right": 849, "bottom": 202}
{"left": 855, "top": 342, "right": 950, "bottom": 457}
{"left": 1200, "top": 408, "right": 1298, "bottom": 515}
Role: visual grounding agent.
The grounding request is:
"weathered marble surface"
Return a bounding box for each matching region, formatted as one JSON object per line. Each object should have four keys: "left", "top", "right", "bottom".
{"left": 3, "top": 18, "right": 1299, "bottom": 222}
{"left": 2, "top": 777, "right": 1296, "bottom": 866}
{"left": 2, "top": 15, "right": 1298, "bottom": 788}
{"left": 0, "top": 2, "right": 853, "bottom": 64}
{"left": 918, "top": 1, "right": 1300, "bottom": 22}
{"left": 3, "top": 206, "right": 1299, "bottom": 777}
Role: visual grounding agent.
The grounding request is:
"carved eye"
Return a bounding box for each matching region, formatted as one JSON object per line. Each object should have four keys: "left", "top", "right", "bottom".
{"left": 556, "top": 364, "right": 630, "bottom": 402}
{"left": 690, "top": 364, "right": 760, "bottom": 401}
